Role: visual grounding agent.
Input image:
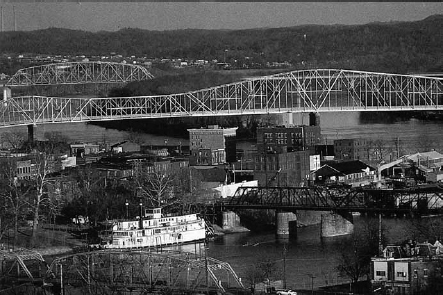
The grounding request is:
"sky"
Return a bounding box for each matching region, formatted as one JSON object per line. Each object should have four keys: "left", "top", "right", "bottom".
{"left": 0, "top": 2, "right": 441, "bottom": 32}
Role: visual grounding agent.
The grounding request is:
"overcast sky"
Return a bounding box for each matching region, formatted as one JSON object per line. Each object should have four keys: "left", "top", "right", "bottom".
{"left": 0, "top": 2, "right": 441, "bottom": 32}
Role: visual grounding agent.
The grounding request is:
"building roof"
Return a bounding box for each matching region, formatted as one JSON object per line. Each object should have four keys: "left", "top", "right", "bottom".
{"left": 187, "top": 126, "right": 238, "bottom": 137}
{"left": 314, "top": 165, "right": 344, "bottom": 178}
{"left": 323, "top": 160, "right": 375, "bottom": 175}
{"left": 406, "top": 151, "right": 443, "bottom": 162}
{"left": 196, "top": 167, "right": 228, "bottom": 183}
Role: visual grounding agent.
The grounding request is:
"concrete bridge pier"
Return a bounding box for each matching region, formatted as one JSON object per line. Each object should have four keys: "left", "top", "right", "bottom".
{"left": 27, "top": 124, "right": 35, "bottom": 143}
{"left": 320, "top": 212, "right": 354, "bottom": 238}
{"left": 275, "top": 211, "right": 298, "bottom": 238}
{"left": 222, "top": 211, "right": 241, "bottom": 230}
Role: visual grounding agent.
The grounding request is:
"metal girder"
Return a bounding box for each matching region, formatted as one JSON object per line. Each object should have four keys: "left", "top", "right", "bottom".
{"left": 6, "top": 61, "right": 154, "bottom": 87}
{"left": 225, "top": 185, "right": 443, "bottom": 214}
{"left": 0, "top": 248, "right": 47, "bottom": 284}
{"left": 1, "top": 69, "right": 442, "bottom": 128}
{"left": 44, "top": 249, "right": 244, "bottom": 295}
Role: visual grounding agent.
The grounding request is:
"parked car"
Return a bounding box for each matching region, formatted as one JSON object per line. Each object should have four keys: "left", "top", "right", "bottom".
{"left": 276, "top": 290, "right": 297, "bottom": 295}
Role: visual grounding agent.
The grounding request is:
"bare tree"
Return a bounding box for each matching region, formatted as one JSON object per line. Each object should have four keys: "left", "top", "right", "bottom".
{"left": 0, "top": 131, "right": 27, "bottom": 150}
{"left": 336, "top": 235, "right": 370, "bottom": 284}
{"left": 45, "top": 181, "right": 66, "bottom": 227}
{"left": 133, "top": 163, "right": 174, "bottom": 209}
{"left": 336, "top": 217, "right": 388, "bottom": 284}
{"left": 409, "top": 218, "right": 443, "bottom": 242}
{"left": 245, "top": 253, "right": 279, "bottom": 290}
{"left": 125, "top": 129, "right": 144, "bottom": 145}
{"left": 170, "top": 167, "right": 204, "bottom": 212}
{"left": 75, "top": 164, "right": 107, "bottom": 225}
{"left": 43, "top": 131, "right": 70, "bottom": 155}
{"left": 29, "top": 152, "right": 52, "bottom": 247}
{"left": 371, "top": 139, "right": 393, "bottom": 162}
{"left": 0, "top": 158, "right": 31, "bottom": 247}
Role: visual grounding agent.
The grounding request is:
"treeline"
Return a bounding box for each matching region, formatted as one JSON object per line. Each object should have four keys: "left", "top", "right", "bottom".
{"left": 1, "top": 15, "right": 442, "bottom": 74}
{"left": 359, "top": 111, "right": 443, "bottom": 124}
{"left": 99, "top": 71, "right": 279, "bottom": 138}
{"left": 109, "top": 71, "right": 248, "bottom": 96}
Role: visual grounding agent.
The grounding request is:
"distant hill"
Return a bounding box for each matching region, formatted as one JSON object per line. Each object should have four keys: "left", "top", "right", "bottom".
{"left": 0, "top": 15, "right": 442, "bottom": 74}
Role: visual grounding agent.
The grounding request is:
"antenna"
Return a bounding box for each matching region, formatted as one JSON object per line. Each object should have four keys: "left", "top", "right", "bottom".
{"left": 1, "top": 6, "right": 3, "bottom": 32}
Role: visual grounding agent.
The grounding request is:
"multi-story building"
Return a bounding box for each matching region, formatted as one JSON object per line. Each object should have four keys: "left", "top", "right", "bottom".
{"left": 187, "top": 125, "right": 237, "bottom": 166}
{"left": 371, "top": 241, "right": 443, "bottom": 294}
{"left": 253, "top": 121, "right": 322, "bottom": 187}
{"left": 334, "top": 138, "right": 369, "bottom": 161}
{"left": 256, "top": 125, "right": 321, "bottom": 154}
{"left": 254, "top": 150, "right": 311, "bottom": 187}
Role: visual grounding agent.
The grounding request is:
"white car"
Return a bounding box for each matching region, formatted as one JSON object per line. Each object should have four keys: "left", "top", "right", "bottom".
{"left": 276, "top": 290, "right": 297, "bottom": 295}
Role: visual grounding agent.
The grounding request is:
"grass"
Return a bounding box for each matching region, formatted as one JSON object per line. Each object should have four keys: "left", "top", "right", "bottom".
{"left": 1, "top": 224, "right": 84, "bottom": 253}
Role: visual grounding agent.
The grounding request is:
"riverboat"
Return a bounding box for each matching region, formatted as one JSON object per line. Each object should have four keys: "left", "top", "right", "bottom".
{"left": 99, "top": 208, "right": 207, "bottom": 249}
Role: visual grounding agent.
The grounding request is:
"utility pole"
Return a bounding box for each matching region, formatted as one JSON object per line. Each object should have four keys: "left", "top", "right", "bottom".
{"left": 283, "top": 244, "right": 287, "bottom": 289}
{"left": 205, "top": 239, "right": 209, "bottom": 294}
{"left": 378, "top": 213, "right": 383, "bottom": 256}
{"left": 396, "top": 137, "right": 400, "bottom": 159}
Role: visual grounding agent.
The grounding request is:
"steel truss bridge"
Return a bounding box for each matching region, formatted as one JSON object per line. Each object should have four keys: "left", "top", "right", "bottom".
{"left": 224, "top": 185, "right": 443, "bottom": 215}
{"left": 0, "top": 249, "right": 244, "bottom": 295}
{"left": 1, "top": 69, "right": 442, "bottom": 128}
{"left": 5, "top": 61, "right": 155, "bottom": 98}
{"left": 6, "top": 61, "right": 154, "bottom": 87}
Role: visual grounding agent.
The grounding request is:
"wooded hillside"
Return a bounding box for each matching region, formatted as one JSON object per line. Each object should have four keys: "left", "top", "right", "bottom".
{"left": 1, "top": 15, "right": 442, "bottom": 74}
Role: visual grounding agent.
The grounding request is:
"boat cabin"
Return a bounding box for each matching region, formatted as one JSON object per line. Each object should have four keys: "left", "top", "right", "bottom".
{"left": 145, "top": 208, "right": 162, "bottom": 219}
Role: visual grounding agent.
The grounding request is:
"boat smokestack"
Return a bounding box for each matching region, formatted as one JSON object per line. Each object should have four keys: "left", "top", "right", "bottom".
{"left": 139, "top": 199, "right": 144, "bottom": 229}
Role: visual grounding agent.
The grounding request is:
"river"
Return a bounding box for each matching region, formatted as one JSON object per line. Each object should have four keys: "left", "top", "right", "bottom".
{"left": 170, "top": 216, "right": 430, "bottom": 291}
{"left": 1, "top": 111, "right": 442, "bottom": 290}
{"left": 2, "top": 112, "right": 442, "bottom": 154}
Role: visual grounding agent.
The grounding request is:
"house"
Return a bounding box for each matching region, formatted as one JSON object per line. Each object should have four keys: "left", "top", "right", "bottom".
{"left": 371, "top": 240, "right": 443, "bottom": 294}
{"left": 312, "top": 160, "right": 375, "bottom": 187}
{"left": 379, "top": 151, "right": 443, "bottom": 183}
{"left": 70, "top": 143, "right": 100, "bottom": 158}
{"left": 111, "top": 141, "right": 141, "bottom": 154}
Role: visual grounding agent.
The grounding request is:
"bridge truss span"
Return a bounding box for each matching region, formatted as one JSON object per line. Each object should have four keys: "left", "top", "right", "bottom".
{"left": 6, "top": 61, "right": 154, "bottom": 87}
{"left": 44, "top": 249, "right": 244, "bottom": 295}
{"left": 226, "top": 185, "right": 443, "bottom": 214}
{"left": 1, "top": 69, "right": 442, "bottom": 127}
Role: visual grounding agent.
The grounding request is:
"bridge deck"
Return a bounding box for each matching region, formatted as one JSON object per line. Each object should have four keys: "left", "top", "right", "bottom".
{"left": 1, "top": 69, "right": 442, "bottom": 127}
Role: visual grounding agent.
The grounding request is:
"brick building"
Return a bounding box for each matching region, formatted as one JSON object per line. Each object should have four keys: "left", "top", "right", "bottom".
{"left": 187, "top": 125, "right": 237, "bottom": 166}
{"left": 256, "top": 125, "right": 321, "bottom": 154}
{"left": 254, "top": 150, "right": 311, "bottom": 187}
{"left": 334, "top": 138, "right": 369, "bottom": 161}
{"left": 371, "top": 241, "right": 443, "bottom": 294}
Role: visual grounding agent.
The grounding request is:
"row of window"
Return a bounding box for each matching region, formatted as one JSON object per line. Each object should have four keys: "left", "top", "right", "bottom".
{"left": 375, "top": 269, "right": 429, "bottom": 278}
{"left": 17, "top": 166, "right": 32, "bottom": 174}
{"left": 264, "top": 132, "right": 304, "bottom": 139}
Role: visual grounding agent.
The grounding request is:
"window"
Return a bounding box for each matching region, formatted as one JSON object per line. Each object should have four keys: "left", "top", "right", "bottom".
{"left": 376, "top": 271, "right": 386, "bottom": 276}
{"left": 397, "top": 272, "right": 407, "bottom": 278}
{"left": 424, "top": 269, "right": 428, "bottom": 277}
